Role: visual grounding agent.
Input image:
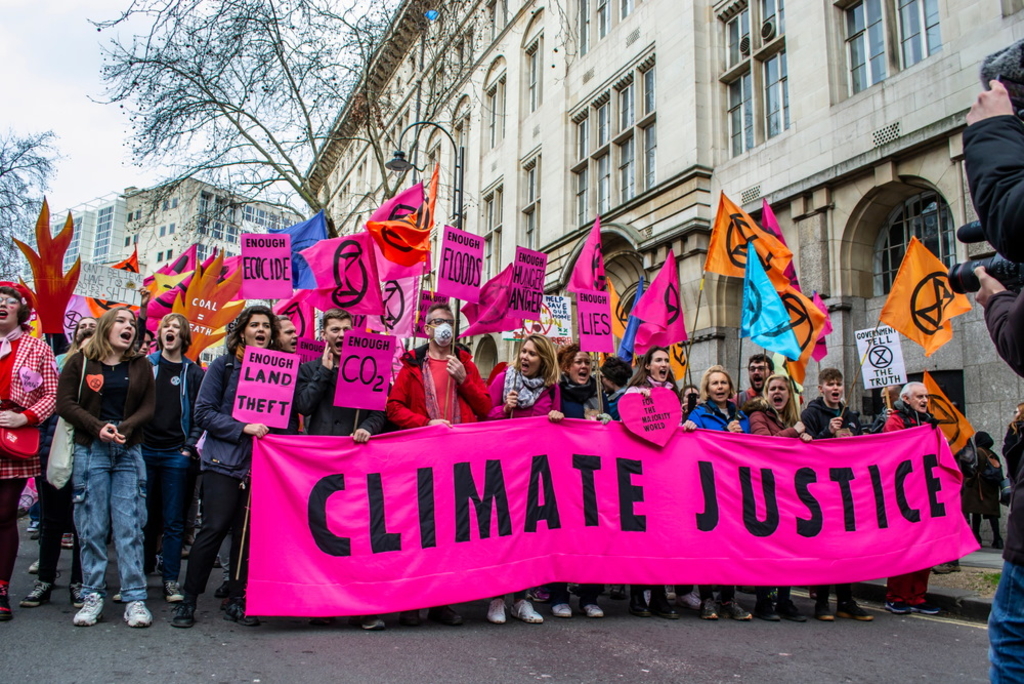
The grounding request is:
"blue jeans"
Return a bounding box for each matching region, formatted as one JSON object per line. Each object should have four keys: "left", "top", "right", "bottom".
{"left": 72, "top": 439, "right": 148, "bottom": 602}
{"left": 142, "top": 446, "right": 190, "bottom": 582}
{"left": 991, "top": 560, "right": 1024, "bottom": 682}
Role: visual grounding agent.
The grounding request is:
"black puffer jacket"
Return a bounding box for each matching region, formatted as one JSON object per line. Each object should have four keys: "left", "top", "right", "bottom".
{"left": 963, "top": 114, "right": 1024, "bottom": 263}
{"left": 800, "top": 397, "right": 861, "bottom": 439}
{"left": 295, "top": 359, "right": 386, "bottom": 437}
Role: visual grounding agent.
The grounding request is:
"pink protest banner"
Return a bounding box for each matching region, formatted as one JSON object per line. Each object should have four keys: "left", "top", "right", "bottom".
{"left": 566, "top": 217, "right": 606, "bottom": 293}
{"left": 248, "top": 422, "right": 976, "bottom": 616}
{"left": 436, "top": 225, "right": 484, "bottom": 303}
{"left": 576, "top": 289, "right": 614, "bottom": 353}
{"left": 333, "top": 329, "right": 396, "bottom": 411}
{"left": 508, "top": 247, "right": 547, "bottom": 318}
{"left": 232, "top": 347, "right": 299, "bottom": 429}
{"left": 299, "top": 233, "right": 384, "bottom": 316}
{"left": 241, "top": 233, "right": 292, "bottom": 299}
{"left": 296, "top": 338, "right": 326, "bottom": 365}
{"left": 414, "top": 289, "right": 451, "bottom": 337}
{"left": 375, "top": 276, "right": 417, "bottom": 337}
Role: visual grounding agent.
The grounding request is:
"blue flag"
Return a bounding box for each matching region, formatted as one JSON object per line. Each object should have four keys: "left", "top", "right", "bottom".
{"left": 271, "top": 211, "right": 328, "bottom": 289}
{"left": 741, "top": 250, "right": 802, "bottom": 360}
{"left": 616, "top": 277, "right": 645, "bottom": 361}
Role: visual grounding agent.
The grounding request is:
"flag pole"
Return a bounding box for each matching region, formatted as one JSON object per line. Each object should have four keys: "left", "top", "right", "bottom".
{"left": 844, "top": 317, "right": 883, "bottom": 408}
{"left": 683, "top": 276, "right": 705, "bottom": 390}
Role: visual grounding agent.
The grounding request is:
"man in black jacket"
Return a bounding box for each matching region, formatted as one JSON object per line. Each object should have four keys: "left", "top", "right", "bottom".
{"left": 799, "top": 368, "right": 861, "bottom": 440}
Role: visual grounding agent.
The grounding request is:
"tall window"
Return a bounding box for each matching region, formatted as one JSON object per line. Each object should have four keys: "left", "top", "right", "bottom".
{"left": 847, "top": 0, "right": 886, "bottom": 93}
{"left": 577, "top": 118, "right": 590, "bottom": 159}
{"left": 484, "top": 186, "right": 504, "bottom": 278}
{"left": 597, "top": 154, "right": 611, "bottom": 214}
{"left": 486, "top": 76, "right": 506, "bottom": 148}
{"left": 526, "top": 39, "right": 542, "bottom": 113}
{"left": 489, "top": 0, "right": 507, "bottom": 40}
{"left": 874, "top": 190, "right": 956, "bottom": 295}
{"left": 726, "top": 9, "right": 750, "bottom": 69}
{"left": 597, "top": 0, "right": 610, "bottom": 38}
{"left": 619, "top": 83, "right": 635, "bottom": 131}
{"left": 576, "top": 168, "right": 589, "bottom": 226}
{"left": 761, "top": 0, "right": 784, "bottom": 34}
{"left": 643, "top": 67, "right": 656, "bottom": 115}
{"left": 621, "top": 0, "right": 633, "bottom": 19}
{"left": 618, "top": 137, "right": 635, "bottom": 203}
{"left": 729, "top": 73, "right": 754, "bottom": 156}
{"left": 93, "top": 206, "right": 114, "bottom": 261}
{"left": 597, "top": 102, "right": 610, "bottom": 146}
{"left": 522, "top": 160, "right": 540, "bottom": 249}
{"left": 643, "top": 123, "right": 657, "bottom": 191}
{"left": 898, "top": 0, "right": 941, "bottom": 67}
{"left": 579, "top": 0, "right": 591, "bottom": 55}
{"left": 764, "top": 51, "right": 789, "bottom": 139}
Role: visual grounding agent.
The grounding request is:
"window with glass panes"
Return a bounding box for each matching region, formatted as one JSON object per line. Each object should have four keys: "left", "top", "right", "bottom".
{"left": 898, "top": 0, "right": 941, "bottom": 68}
{"left": 846, "top": 0, "right": 886, "bottom": 93}
{"left": 764, "top": 51, "right": 789, "bottom": 139}
{"left": 874, "top": 191, "right": 956, "bottom": 295}
{"left": 597, "top": 0, "right": 610, "bottom": 38}
{"left": 579, "top": 0, "right": 591, "bottom": 55}
{"left": 522, "top": 160, "right": 540, "bottom": 249}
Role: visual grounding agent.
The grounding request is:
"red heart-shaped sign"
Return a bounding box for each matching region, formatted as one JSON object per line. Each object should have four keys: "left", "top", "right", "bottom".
{"left": 618, "top": 387, "right": 682, "bottom": 447}
{"left": 86, "top": 374, "right": 104, "bottom": 393}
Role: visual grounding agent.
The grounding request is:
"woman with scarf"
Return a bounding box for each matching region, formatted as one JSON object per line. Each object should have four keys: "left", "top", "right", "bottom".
{"left": 0, "top": 283, "right": 59, "bottom": 621}
{"left": 683, "top": 365, "right": 752, "bottom": 621}
{"left": 742, "top": 373, "right": 812, "bottom": 622}
{"left": 623, "top": 347, "right": 682, "bottom": 620}
{"left": 485, "top": 334, "right": 562, "bottom": 625}
{"left": 57, "top": 307, "right": 155, "bottom": 628}
{"left": 172, "top": 306, "right": 281, "bottom": 629}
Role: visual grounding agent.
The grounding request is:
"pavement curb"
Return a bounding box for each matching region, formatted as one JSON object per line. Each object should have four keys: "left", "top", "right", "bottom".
{"left": 851, "top": 579, "right": 993, "bottom": 621}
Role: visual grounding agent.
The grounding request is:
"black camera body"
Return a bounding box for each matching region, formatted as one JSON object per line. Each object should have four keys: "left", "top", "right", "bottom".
{"left": 946, "top": 221, "right": 1024, "bottom": 294}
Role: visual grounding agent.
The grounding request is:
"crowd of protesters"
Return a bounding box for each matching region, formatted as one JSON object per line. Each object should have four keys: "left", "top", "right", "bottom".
{"left": 0, "top": 293, "right": 1004, "bottom": 631}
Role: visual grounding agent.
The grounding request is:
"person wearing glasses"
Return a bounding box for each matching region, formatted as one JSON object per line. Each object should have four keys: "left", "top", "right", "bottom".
{"left": 386, "top": 303, "right": 492, "bottom": 627}
{"left": 733, "top": 354, "right": 774, "bottom": 407}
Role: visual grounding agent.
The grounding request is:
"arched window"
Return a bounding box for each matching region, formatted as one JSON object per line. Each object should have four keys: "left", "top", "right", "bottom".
{"left": 874, "top": 190, "right": 956, "bottom": 295}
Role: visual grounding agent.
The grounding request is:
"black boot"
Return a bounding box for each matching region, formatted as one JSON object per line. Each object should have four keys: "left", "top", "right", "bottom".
{"left": 171, "top": 595, "right": 196, "bottom": 628}
{"left": 223, "top": 595, "right": 260, "bottom": 627}
{"left": 649, "top": 586, "right": 681, "bottom": 619}
{"left": 629, "top": 585, "right": 651, "bottom": 617}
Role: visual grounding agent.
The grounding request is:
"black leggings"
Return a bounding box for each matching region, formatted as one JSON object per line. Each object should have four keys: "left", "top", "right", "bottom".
{"left": 0, "top": 478, "right": 26, "bottom": 583}
{"left": 183, "top": 472, "right": 249, "bottom": 600}
{"left": 36, "top": 473, "right": 81, "bottom": 585}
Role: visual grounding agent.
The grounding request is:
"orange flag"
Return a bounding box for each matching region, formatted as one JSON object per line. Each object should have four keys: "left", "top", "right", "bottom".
{"left": 366, "top": 164, "right": 438, "bottom": 267}
{"left": 669, "top": 341, "right": 688, "bottom": 383}
{"left": 171, "top": 250, "right": 245, "bottom": 360}
{"left": 705, "top": 193, "right": 793, "bottom": 289}
{"left": 879, "top": 237, "right": 971, "bottom": 357}
{"left": 14, "top": 198, "right": 81, "bottom": 334}
{"left": 924, "top": 372, "right": 975, "bottom": 454}
{"left": 607, "top": 278, "right": 628, "bottom": 341}
{"left": 777, "top": 283, "right": 827, "bottom": 365}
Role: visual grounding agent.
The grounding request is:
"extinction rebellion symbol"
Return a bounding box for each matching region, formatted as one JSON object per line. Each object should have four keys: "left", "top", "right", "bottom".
{"left": 910, "top": 272, "right": 955, "bottom": 335}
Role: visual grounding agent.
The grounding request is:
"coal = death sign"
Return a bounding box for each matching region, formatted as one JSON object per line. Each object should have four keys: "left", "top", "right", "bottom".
{"left": 855, "top": 325, "right": 907, "bottom": 389}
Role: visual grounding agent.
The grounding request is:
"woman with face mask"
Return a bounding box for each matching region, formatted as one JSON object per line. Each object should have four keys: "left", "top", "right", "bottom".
{"left": 172, "top": 306, "right": 280, "bottom": 629}
{"left": 484, "top": 334, "right": 563, "bottom": 625}
{"left": 56, "top": 307, "right": 155, "bottom": 628}
{"left": 683, "top": 365, "right": 753, "bottom": 622}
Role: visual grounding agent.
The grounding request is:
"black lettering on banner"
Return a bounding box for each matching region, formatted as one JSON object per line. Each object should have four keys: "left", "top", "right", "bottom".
{"left": 308, "top": 475, "right": 351, "bottom": 557}
{"left": 616, "top": 458, "right": 646, "bottom": 532}
{"left": 696, "top": 461, "right": 719, "bottom": 532}
{"left": 341, "top": 354, "right": 385, "bottom": 393}
{"left": 829, "top": 467, "right": 857, "bottom": 532}
{"left": 453, "top": 460, "right": 513, "bottom": 542}
{"left": 923, "top": 454, "right": 946, "bottom": 518}
{"left": 895, "top": 459, "right": 922, "bottom": 523}
{"left": 367, "top": 473, "right": 402, "bottom": 553}
{"left": 739, "top": 467, "right": 779, "bottom": 537}
{"left": 525, "top": 455, "right": 561, "bottom": 532}
{"left": 417, "top": 467, "right": 436, "bottom": 549}
{"left": 794, "top": 467, "right": 823, "bottom": 537}
{"left": 572, "top": 454, "right": 602, "bottom": 527}
{"left": 868, "top": 464, "right": 890, "bottom": 529}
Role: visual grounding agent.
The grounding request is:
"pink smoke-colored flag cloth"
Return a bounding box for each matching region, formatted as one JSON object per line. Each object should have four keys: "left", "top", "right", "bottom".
{"left": 762, "top": 199, "right": 799, "bottom": 291}
{"left": 811, "top": 291, "right": 832, "bottom": 362}
{"left": 460, "top": 265, "right": 518, "bottom": 338}
{"left": 375, "top": 276, "right": 418, "bottom": 337}
{"left": 633, "top": 249, "right": 687, "bottom": 355}
{"left": 273, "top": 290, "right": 317, "bottom": 340}
{"left": 299, "top": 233, "right": 385, "bottom": 316}
{"left": 368, "top": 184, "right": 430, "bottom": 281}
{"left": 566, "top": 217, "right": 607, "bottom": 293}
{"left": 247, "top": 422, "right": 977, "bottom": 616}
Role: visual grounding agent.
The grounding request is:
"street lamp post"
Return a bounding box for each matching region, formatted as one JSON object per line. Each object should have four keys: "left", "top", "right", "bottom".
{"left": 385, "top": 121, "right": 464, "bottom": 231}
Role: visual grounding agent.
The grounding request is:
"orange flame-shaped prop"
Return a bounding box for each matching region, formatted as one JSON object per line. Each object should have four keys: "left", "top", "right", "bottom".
{"left": 13, "top": 198, "right": 81, "bottom": 334}
{"left": 171, "top": 250, "right": 245, "bottom": 360}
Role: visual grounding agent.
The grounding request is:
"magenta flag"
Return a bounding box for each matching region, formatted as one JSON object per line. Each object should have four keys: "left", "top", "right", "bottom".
{"left": 248, "top": 422, "right": 977, "bottom": 616}
{"left": 299, "top": 233, "right": 384, "bottom": 316}
{"left": 461, "top": 265, "right": 518, "bottom": 337}
{"left": 633, "top": 250, "right": 687, "bottom": 355}
{"left": 241, "top": 233, "right": 292, "bottom": 299}
{"left": 333, "top": 329, "right": 396, "bottom": 411}
{"left": 811, "top": 291, "right": 833, "bottom": 362}
{"left": 273, "top": 290, "right": 316, "bottom": 340}
{"left": 231, "top": 348, "right": 299, "bottom": 429}
{"left": 375, "top": 276, "right": 418, "bottom": 337}
{"left": 369, "top": 183, "right": 423, "bottom": 223}
{"left": 436, "top": 225, "right": 484, "bottom": 303}
{"left": 414, "top": 289, "right": 450, "bottom": 337}
{"left": 762, "top": 199, "right": 799, "bottom": 290}
{"left": 566, "top": 217, "right": 606, "bottom": 293}
{"left": 576, "top": 289, "right": 614, "bottom": 353}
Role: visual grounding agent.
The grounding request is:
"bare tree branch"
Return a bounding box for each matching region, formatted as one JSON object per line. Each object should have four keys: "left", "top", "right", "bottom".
{"left": 0, "top": 130, "right": 60, "bottom": 280}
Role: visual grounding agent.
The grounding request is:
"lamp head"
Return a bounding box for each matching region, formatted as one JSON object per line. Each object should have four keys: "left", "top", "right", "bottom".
{"left": 385, "top": 150, "right": 413, "bottom": 172}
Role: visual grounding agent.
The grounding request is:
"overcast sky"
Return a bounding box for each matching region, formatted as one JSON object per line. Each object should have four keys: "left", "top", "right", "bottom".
{"left": 0, "top": 0, "right": 164, "bottom": 214}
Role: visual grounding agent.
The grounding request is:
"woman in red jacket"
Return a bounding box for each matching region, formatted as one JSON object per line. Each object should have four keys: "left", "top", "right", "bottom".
{"left": 0, "top": 283, "right": 58, "bottom": 621}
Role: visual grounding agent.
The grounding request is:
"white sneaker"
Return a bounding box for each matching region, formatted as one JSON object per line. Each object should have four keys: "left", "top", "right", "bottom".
{"left": 27, "top": 559, "right": 38, "bottom": 575}
{"left": 487, "top": 598, "right": 507, "bottom": 624}
{"left": 73, "top": 593, "right": 104, "bottom": 626}
{"left": 124, "top": 600, "right": 152, "bottom": 628}
{"left": 510, "top": 599, "right": 543, "bottom": 624}
{"left": 582, "top": 603, "right": 604, "bottom": 618}
{"left": 677, "top": 589, "right": 702, "bottom": 610}
{"left": 665, "top": 585, "right": 677, "bottom": 601}
{"left": 551, "top": 602, "right": 572, "bottom": 618}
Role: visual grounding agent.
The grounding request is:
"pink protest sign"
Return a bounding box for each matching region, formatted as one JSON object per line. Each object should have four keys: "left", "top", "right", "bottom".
{"left": 333, "top": 330, "right": 396, "bottom": 411}
{"left": 414, "top": 290, "right": 450, "bottom": 337}
{"left": 436, "top": 225, "right": 484, "bottom": 303}
{"left": 508, "top": 247, "right": 547, "bottom": 318}
{"left": 241, "top": 234, "right": 292, "bottom": 299}
{"left": 248, "top": 423, "right": 976, "bottom": 616}
{"left": 576, "top": 289, "right": 614, "bottom": 353}
{"left": 296, "top": 338, "right": 326, "bottom": 365}
{"left": 618, "top": 388, "right": 682, "bottom": 446}
{"left": 232, "top": 347, "right": 299, "bottom": 429}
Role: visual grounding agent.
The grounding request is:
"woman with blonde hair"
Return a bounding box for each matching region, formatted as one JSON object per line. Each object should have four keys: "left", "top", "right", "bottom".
{"left": 57, "top": 307, "right": 155, "bottom": 628}
{"left": 1003, "top": 402, "right": 1024, "bottom": 485}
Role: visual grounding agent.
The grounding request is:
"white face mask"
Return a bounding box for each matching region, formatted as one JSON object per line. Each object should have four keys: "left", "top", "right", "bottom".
{"left": 432, "top": 322, "right": 453, "bottom": 347}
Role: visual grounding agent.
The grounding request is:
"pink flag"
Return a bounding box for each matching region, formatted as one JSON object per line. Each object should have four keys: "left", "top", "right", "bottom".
{"left": 461, "top": 265, "right": 518, "bottom": 338}
{"left": 299, "top": 233, "right": 384, "bottom": 316}
{"left": 375, "top": 276, "right": 418, "bottom": 337}
{"left": 368, "top": 183, "right": 423, "bottom": 223}
{"left": 146, "top": 243, "right": 198, "bottom": 285}
{"left": 274, "top": 290, "right": 317, "bottom": 340}
{"left": 633, "top": 250, "right": 687, "bottom": 355}
{"left": 762, "top": 199, "right": 799, "bottom": 290}
{"left": 811, "top": 291, "right": 832, "bottom": 362}
{"left": 566, "top": 217, "right": 606, "bottom": 293}
{"left": 414, "top": 289, "right": 451, "bottom": 337}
